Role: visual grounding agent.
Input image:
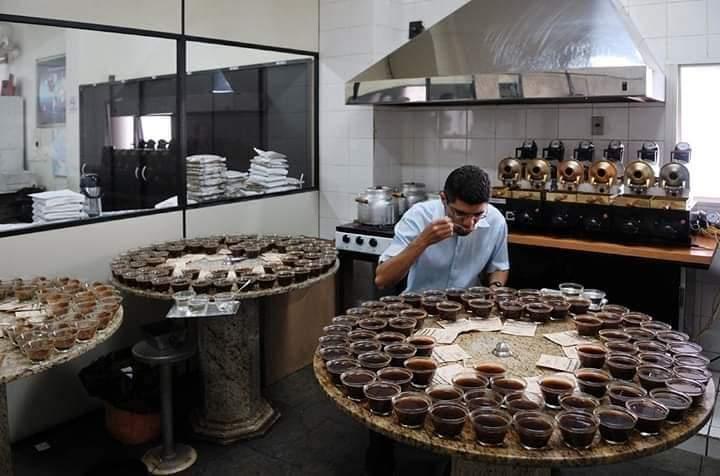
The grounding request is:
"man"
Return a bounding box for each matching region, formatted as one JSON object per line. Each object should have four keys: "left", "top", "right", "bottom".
{"left": 375, "top": 165, "right": 509, "bottom": 291}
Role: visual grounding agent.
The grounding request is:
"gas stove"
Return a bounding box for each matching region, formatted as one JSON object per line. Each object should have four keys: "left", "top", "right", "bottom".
{"left": 335, "top": 222, "right": 395, "bottom": 256}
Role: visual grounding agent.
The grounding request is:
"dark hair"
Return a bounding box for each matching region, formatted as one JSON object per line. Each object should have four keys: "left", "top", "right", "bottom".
{"left": 443, "top": 165, "right": 490, "bottom": 204}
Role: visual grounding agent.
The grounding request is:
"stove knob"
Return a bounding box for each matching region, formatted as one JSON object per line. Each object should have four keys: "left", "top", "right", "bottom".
{"left": 355, "top": 236, "right": 364, "bottom": 245}
{"left": 369, "top": 238, "right": 378, "bottom": 248}
{"left": 342, "top": 235, "right": 350, "bottom": 244}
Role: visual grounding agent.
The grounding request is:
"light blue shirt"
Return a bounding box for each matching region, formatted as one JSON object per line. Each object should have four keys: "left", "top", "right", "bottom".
{"left": 379, "top": 199, "right": 509, "bottom": 292}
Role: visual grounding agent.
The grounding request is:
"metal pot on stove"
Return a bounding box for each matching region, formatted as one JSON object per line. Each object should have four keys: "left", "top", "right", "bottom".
{"left": 355, "top": 186, "right": 398, "bottom": 225}
{"left": 394, "top": 182, "right": 427, "bottom": 216}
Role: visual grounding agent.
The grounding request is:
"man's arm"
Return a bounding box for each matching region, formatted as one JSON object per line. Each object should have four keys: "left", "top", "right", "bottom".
{"left": 375, "top": 217, "right": 454, "bottom": 289}
{"left": 487, "top": 270, "right": 509, "bottom": 288}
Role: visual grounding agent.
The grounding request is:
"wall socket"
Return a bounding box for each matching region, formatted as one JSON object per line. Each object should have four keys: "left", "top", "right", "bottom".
{"left": 591, "top": 116, "right": 604, "bottom": 136}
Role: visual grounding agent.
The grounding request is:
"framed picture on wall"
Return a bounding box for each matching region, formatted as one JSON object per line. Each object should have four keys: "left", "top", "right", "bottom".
{"left": 37, "top": 55, "right": 66, "bottom": 127}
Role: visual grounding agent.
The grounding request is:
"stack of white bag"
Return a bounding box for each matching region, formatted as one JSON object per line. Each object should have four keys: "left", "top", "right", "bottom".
{"left": 247, "top": 148, "right": 291, "bottom": 191}
{"left": 225, "top": 170, "right": 249, "bottom": 198}
{"left": 186, "top": 154, "right": 227, "bottom": 202}
{"left": 30, "top": 190, "right": 87, "bottom": 222}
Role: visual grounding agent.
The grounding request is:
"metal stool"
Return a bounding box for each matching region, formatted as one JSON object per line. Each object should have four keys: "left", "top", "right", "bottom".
{"left": 132, "top": 337, "right": 197, "bottom": 475}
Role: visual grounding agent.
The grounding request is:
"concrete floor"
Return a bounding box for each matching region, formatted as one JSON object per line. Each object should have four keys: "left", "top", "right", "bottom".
{"left": 12, "top": 365, "right": 720, "bottom": 476}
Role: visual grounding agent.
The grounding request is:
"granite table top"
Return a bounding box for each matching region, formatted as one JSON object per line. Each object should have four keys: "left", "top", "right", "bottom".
{"left": 314, "top": 315, "right": 716, "bottom": 467}
{"left": 112, "top": 260, "right": 339, "bottom": 302}
{"left": 0, "top": 307, "right": 123, "bottom": 385}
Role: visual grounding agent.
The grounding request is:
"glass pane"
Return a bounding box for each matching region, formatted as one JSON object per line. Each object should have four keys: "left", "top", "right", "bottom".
{"left": 185, "top": 0, "right": 318, "bottom": 51}
{"left": 0, "top": 22, "right": 177, "bottom": 233}
{"left": 680, "top": 65, "right": 720, "bottom": 200}
{"left": 0, "top": 0, "right": 181, "bottom": 33}
{"left": 186, "top": 42, "right": 316, "bottom": 204}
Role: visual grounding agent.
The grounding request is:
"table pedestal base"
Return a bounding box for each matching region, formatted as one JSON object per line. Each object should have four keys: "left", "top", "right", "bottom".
{"left": 192, "top": 300, "right": 279, "bottom": 444}
{"left": 451, "top": 457, "right": 550, "bottom": 476}
{"left": 0, "top": 384, "right": 12, "bottom": 475}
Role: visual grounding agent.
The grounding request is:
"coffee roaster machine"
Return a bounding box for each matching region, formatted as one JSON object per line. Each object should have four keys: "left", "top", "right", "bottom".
{"left": 491, "top": 140, "right": 695, "bottom": 245}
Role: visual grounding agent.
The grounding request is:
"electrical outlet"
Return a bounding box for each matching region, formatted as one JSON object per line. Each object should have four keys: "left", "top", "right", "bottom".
{"left": 591, "top": 116, "right": 604, "bottom": 136}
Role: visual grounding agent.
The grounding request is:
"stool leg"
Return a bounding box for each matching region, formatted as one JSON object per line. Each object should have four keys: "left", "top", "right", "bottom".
{"left": 142, "top": 363, "right": 197, "bottom": 475}
{"left": 160, "top": 364, "right": 175, "bottom": 460}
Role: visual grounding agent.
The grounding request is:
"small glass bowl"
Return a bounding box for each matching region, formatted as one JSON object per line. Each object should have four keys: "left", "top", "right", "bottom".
{"left": 75, "top": 318, "right": 100, "bottom": 341}
{"left": 188, "top": 295, "right": 209, "bottom": 314}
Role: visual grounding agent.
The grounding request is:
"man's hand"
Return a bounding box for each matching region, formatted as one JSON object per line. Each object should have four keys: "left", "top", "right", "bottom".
{"left": 417, "top": 217, "right": 454, "bottom": 247}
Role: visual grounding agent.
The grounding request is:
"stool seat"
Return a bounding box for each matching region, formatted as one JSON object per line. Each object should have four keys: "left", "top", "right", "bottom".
{"left": 132, "top": 339, "right": 196, "bottom": 366}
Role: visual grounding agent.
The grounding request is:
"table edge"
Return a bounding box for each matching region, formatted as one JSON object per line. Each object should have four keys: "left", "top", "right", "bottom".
{"left": 313, "top": 354, "right": 715, "bottom": 467}
{"left": 0, "top": 307, "right": 124, "bottom": 384}
{"left": 112, "top": 260, "right": 339, "bottom": 301}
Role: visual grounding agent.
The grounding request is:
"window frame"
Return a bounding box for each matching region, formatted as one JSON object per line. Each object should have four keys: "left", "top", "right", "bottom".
{"left": 0, "top": 10, "right": 319, "bottom": 239}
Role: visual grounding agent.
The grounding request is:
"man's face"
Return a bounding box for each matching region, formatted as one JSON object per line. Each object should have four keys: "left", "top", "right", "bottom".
{"left": 441, "top": 193, "right": 488, "bottom": 236}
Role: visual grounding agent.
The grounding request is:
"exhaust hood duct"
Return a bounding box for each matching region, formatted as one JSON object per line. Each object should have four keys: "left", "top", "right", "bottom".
{"left": 346, "top": 0, "right": 665, "bottom": 106}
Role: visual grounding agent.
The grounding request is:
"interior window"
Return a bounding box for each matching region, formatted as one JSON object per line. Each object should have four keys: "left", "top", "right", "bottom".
{"left": 679, "top": 64, "right": 720, "bottom": 201}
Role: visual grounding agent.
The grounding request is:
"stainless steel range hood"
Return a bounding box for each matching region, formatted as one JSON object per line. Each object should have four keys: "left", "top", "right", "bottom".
{"left": 346, "top": 0, "right": 665, "bottom": 106}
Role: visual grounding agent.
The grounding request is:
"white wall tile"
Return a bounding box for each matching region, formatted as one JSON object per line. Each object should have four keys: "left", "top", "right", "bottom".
{"left": 526, "top": 108, "right": 559, "bottom": 140}
{"left": 645, "top": 38, "right": 668, "bottom": 63}
{"left": 320, "top": 54, "right": 374, "bottom": 85}
{"left": 320, "top": 0, "right": 373, "bottom": 31}
{"left": 467, "top": 138, "right": 496, "bottom": 169}
{"left": 558, "top": 108, "right": 592, "bottom": 139}
{"left": 349, "top": 138, "right": 374, "bottom": 167}
{"left": 494, "top": 108, "right": 526, "bottom": 139}
{"left": 628, "top": 3, "right": 668, "bottom": 38}
{"left": 412, "top": 110, "right": 439, "bottom": 138}
{"left": 319, "top": 190, "right": 353, "bottom": 221}
{"left": 320, "top": 83, "right": 347, "bottom": 111}
{"left": 629, "top": 105, "right": 666, "bottom": 140}
{"left": 320, "top": 135, "right": 349, "bottom": 164}
{"left": 344, "top": 165, "right": 375, "bottom": 191}
{"left": 375, "top": 138, "right": 410, "bottom": 166}
{"left": 375, "top": 109, "right": 413, "bottom": 139}
{"left": 320, "top": 26, "right": 374, "bottom": 57}
{"left": 413, "top": 138, "right": 439, "bottom": 165}
{"left": 709, "top": 35, "right": 720, "bottom": 57}
{"left": 321, "top": 111, "right": 350, "bottom": 138}
{"left": 668, "top": 36, "right": 708, "bottom": 61}
{"left": 711, "top": 0, "right": 720, "bottom": 34}
{"left": 438, "top": 109, "right": 467, "bottom": 138}
{"left": 467, "top": 107, "right": 495, "bottom": 138}
{"left": 320, "top": 218, "right": 339, "bottom": 240}
{"left": 591, "top": 106, "right": 630, "bottom": 142}
{"left": 667, "top": 1, "right": 707, "bottom": 37}
{"left": 319, "top": 164, "right": 345, "bottom": 192}
{"left": 417, "top": 165, "right": 454, "bottom": 192}
{"left": 439, "top": 138, "right": 467, "bottom": 166}
{"left": 495, "top": 139, "right": 520, "bottom": 159}
{"left": 349, "top": 109, "right": 374, "bottom": 138}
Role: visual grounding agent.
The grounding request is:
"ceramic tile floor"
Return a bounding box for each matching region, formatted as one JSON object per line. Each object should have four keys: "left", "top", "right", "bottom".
{"left": 11, "top": 365, "right": 720, "bottom": 476}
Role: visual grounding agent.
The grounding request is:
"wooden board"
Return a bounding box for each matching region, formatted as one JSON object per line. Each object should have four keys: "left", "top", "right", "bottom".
{"left": 508, "top": 232, "right": 717, "bottom": 268}
{"left": 262, "top": 273, "right": 336, "bottom": 385}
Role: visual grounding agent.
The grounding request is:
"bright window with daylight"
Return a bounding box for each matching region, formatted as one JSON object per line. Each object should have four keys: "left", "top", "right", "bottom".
{"left": 680, "top": 64, "right": 720, "bottom": 201}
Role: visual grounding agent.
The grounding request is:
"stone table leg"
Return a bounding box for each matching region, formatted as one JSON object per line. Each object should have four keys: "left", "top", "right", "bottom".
{"left": 0, "top": 384, "right": 12, "bottom": 475}
{"left": 451, "top": 457, "right": 551, "bottom": 476}
{"left": 192, "top": 300, "right": 279, "bottom": 444}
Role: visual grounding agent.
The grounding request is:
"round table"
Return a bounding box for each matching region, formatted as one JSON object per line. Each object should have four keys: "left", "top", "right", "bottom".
{"left": 0, "top": 307, "right": 123, "bottom": 475}
{"left": 115, "top": 261, "right": 339, "bottom": 445}
{"left": 313, "top": 317, "right": 715, "bottom": 476}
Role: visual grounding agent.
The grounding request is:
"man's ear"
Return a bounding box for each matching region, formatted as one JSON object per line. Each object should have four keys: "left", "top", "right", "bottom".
{"left": 439, "top": 191, "right": 447, "bottom": 203}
